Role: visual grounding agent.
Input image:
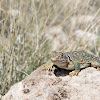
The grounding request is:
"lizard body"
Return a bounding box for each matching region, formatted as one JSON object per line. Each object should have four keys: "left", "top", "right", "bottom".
{"left": 43, "top": 51, "right": 100, "bottom": 76}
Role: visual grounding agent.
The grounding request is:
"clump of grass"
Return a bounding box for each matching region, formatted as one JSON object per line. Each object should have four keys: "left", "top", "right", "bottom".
{"left": 0, "top": 0, "right": 52, "bottom": 95}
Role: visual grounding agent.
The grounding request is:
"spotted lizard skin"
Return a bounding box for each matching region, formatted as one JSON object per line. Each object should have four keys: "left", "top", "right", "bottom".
{"left": 44, "top": 51, "right": 100, "bottom": 76}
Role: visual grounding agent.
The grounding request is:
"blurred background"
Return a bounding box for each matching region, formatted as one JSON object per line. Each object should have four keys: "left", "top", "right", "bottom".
{"left": 0, "top": 0, "right": 100, "bottom": 96}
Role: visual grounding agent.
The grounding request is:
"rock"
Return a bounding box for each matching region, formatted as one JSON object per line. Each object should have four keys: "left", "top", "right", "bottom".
{"left": 64, "top": 30, "right": 97, "bottom": 51}
{"left": 74, "top": 30, "right": 97, "bottom": 47}
{"left": 8, "top": 9, "right": 20, "bottom": 17}
{"left": 63, "top": 15, "right": 94, "bottom": 33}
{"left": 2, "top": 65, "right": 100, "bottom": 100}
{"left": 45, "top": 26, "right": 67, "bottom": 50}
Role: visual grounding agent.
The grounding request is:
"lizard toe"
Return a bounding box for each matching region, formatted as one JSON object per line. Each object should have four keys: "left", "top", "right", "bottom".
{"left": 69, "top": 70, "right": 79, "bottom": 76}
{"left": 42, "top": 63, "right": 53, "bottom": 71}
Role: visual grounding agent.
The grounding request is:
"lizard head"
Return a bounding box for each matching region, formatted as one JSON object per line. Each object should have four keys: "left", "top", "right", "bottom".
{"left": 50, "top": 51, "right": 67, "bottom": 67}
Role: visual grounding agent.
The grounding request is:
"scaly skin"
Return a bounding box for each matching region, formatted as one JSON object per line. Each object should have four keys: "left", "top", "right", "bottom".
{"left": 43, "top": 51, "right": 100, "bottom": 76}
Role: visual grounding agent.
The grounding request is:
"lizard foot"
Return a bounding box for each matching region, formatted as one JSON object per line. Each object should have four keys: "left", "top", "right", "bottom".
{"left": 42, "top": 63, "right": 53, "bottom": 71}
{"left": 69, "top": 70, "right": 80, "bottom": 76}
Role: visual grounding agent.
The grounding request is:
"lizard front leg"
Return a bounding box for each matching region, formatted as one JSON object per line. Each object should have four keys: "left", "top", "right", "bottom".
{"left": 69, "top": 62, "right": 80, "bottom": 76}
{"left": 42, "top": 62, "right": 53, "bottom": 71}
{"left": 69, "top": 63, "right": 91, "bottom": 76}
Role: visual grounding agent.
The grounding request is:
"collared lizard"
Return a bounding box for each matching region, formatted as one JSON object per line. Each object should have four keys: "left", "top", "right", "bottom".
{"left": 43, "top": 51, "right": 100, "bottom": 76}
